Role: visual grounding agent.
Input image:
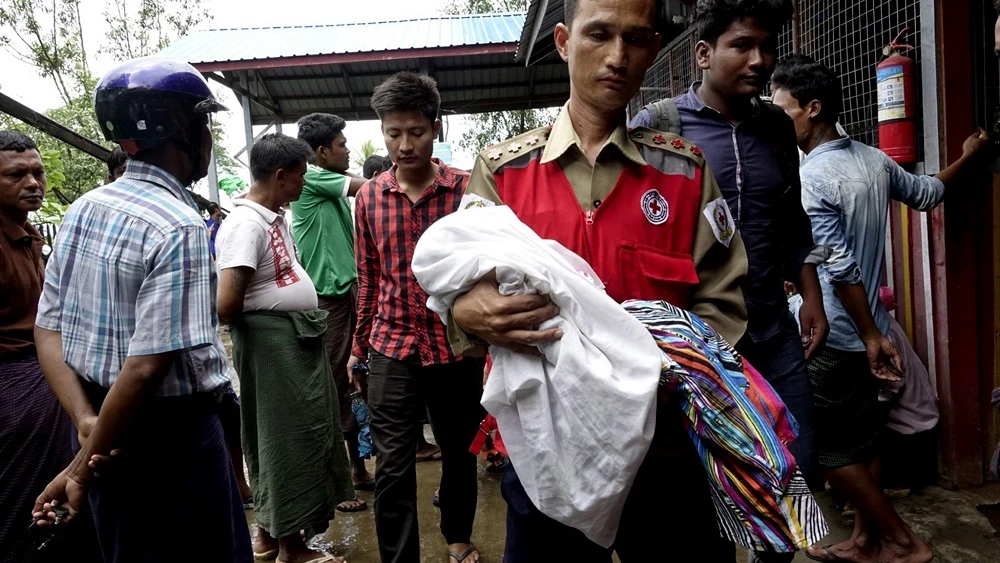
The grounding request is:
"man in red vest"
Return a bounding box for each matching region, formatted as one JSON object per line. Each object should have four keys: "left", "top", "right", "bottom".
{"left": 449, "top": 0, "right": 748, "bottom": 560}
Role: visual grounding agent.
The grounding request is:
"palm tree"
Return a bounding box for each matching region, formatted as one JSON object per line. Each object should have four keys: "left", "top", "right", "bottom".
{"left": 352, "top": 139, "right": 383, "bottom": 170}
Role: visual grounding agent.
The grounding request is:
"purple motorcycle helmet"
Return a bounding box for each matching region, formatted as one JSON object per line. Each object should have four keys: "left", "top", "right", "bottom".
{"left": 94, "top": 57, "right": 227, "bottom": 158}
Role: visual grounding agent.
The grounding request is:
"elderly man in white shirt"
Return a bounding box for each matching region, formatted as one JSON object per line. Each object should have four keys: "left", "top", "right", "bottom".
{"left": 215, "top": 133, "right": 355, "bottom": 563}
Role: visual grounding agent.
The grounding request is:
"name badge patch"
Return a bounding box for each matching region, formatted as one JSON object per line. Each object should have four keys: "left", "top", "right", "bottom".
{"left": 704, "top": 197, "right": 736, "bottom": 247}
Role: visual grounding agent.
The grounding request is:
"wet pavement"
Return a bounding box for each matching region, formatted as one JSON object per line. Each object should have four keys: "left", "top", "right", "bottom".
{"left": 239, "top": 453, "right": 1000, "bottom": 563}
{"left": 223, "top": 330, "right": 1000, "bottom": 562}
{"left": 223, "top": 328, "right": 510, "bottom": 562}
{"left": 244, "top": 452, "right": 509, "bottom": 563}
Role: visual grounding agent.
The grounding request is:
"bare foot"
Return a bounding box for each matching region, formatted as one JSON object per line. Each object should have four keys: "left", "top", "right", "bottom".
{"left": 278, "top": 551, "right": 345, "bottom": 563}
{"left": 352, "top": 468, "right": 375, "bottom": 491}
{"left": 878, "top": 538, "right": 934, "bottom": 563}
{"left": 448, "top": 542, "right": 479, "bottom": 563}
{"left": 278, "top": 535, "right": 345, "bottom": 563}
{"left": 806, "top": 540, "right": 879, "bottom": 562}
{"left": 253, "top": 526, "right": 278, "bottom": 557}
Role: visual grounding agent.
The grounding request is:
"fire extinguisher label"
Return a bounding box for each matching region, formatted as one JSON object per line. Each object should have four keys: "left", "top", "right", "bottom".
{"left": 877, "top": 65, "right": 907, "bottom": 121}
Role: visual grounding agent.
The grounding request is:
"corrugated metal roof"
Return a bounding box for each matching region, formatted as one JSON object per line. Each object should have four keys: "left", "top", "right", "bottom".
{"left": 158, "top": 12, "right": 526, "bottom": 65}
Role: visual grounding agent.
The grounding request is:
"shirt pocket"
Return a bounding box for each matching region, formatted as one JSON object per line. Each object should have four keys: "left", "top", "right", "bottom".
{"left": 620, "top": 243, "right": 699, "bottom": 306}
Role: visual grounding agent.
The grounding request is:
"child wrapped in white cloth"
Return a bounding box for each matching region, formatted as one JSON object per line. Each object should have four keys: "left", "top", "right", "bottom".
{"left": 411, "top": 205, "right": 662, "bottom": 547}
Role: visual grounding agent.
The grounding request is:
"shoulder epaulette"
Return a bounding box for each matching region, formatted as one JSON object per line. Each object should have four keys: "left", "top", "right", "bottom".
{"left": 476, "top": 126, "right": 551, "bottom": 173}
{"left": 628, "top": 126, "right": 706, "bottom": 167}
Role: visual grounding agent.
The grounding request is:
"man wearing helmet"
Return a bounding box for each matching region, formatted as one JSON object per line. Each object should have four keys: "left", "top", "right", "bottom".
{"left": 31, "top": 57, "right": 253, "bottom": 563}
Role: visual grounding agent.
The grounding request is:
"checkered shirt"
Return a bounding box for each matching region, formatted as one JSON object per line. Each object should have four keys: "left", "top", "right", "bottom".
{"left": 36, "top": 161, "right": 231, "bottom": 396}
{"left": 353, "top": 159, "right": 468, "bottom": 366}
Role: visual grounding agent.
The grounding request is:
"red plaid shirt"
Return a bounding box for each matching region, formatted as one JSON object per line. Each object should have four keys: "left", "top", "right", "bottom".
{"left": 353, "top": 159, "right": 469, "bottom": 366}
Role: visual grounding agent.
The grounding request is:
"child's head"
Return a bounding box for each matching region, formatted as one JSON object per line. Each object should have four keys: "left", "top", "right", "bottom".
{"left": 693, "top": 0, "right": 793, "bottom": 99}
{"left": 370, "top": 72, "right": 442, "bottom": 175}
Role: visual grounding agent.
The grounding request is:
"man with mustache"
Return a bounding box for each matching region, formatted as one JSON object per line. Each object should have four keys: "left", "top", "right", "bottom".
{"left": 450, "top": 0, "right": 749, "bottom": 559}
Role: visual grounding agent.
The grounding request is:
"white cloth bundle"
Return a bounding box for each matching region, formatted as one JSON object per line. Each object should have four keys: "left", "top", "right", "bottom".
{"left": 411, "top": 205, "right": 662, "bottom": 547}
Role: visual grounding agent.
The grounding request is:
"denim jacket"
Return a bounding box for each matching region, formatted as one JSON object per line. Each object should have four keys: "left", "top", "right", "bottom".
{"left": 799, "top": 136, "right": 944, "bottom": 351}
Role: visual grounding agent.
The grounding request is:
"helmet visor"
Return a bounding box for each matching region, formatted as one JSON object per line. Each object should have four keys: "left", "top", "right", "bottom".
{"left": 194, "top": 98, "right": 228, "bottom": 114}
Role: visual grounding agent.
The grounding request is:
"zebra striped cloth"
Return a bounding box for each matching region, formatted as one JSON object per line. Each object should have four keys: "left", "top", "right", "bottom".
{"left": 624, "top": 300, "right": 829, "bottom": 553}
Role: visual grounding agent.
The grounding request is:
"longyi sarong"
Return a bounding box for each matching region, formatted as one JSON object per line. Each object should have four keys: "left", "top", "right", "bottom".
{"left": 0, "top": 354, "right": 101, "bottom": 563}
{"left": 230, "top": 310, "right": 355, "bottom": 538}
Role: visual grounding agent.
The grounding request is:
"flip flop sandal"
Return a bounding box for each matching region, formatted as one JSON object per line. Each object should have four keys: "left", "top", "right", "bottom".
{"left": 243, "top": 496, "right": 255, "bottom": 509}
{"left": 253, "top": 548, "right": 278, "bottom": 560}
{"left": 335, "top": 497, "right": 368, "bottom": 513}
{"left": 416, "top": 446, "right": 442, "bottom": 462}
{"left": 449, "top": 544, "right": 479, "bottom": 562}
{"left": 484, "top": 451, "right": 508, "bottom": 473}
{"left": 806, "top": 545, "right": 849, "bottom": 562}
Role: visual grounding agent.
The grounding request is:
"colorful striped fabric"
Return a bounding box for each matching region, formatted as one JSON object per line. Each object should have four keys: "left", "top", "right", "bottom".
{"left": 624, "top": 299, "right": 829, "bottom": 553}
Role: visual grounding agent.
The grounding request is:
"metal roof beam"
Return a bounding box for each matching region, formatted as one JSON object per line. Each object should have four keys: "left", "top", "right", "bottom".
{"left": 339, "top": 65, "right": 361, "bottom": 121}
{"left": 254, "top": 70, "right": 279, "bottom": 108}
{"left": 275, "top": 79, "right": 569, "bottom": 104}
{"left": 204, "top": 72, "right": 282, "bottom": 116}
{"left": 260, "top": 62, "right": 536, "bottom": 83}
{"left": 191, "top": 44, "right": 518, "bottom": 73}
{"left": 0, "top": 91, "right": 111, "bottom": 161}
{"left": 0, "top": 93, "right": 224, "bottom": 213}
{"left": 520, "top": 0, "right": 549, "bottom": 65}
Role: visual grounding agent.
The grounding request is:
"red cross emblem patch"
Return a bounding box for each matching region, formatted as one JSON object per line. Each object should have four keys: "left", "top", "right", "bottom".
{"left": 640, "top": 189, "right": 669, "bottom": 225}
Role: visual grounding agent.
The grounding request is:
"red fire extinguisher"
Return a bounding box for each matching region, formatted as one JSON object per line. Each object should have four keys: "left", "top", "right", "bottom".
{"left": 877, "top": 27, "right": 918, "bottom": 165}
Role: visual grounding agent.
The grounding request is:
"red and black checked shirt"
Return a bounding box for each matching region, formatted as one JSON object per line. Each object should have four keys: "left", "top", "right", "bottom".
{"left": 353, "top": 159, "right": 469, "bottom": 366}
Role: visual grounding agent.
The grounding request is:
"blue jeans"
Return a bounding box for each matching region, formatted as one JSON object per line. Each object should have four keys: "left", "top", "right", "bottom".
{"left": 739, "top": 313, "right": 819, "bottom": 563}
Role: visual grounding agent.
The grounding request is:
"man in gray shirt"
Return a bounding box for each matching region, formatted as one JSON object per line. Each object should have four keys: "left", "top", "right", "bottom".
{"left": 771, "top": 54, "right": 988, "bottom": 563}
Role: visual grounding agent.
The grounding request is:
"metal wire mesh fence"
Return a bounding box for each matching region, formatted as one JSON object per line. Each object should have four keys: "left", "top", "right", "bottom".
{"left": 632, "top": 1, "right": 923, "bottom": 156}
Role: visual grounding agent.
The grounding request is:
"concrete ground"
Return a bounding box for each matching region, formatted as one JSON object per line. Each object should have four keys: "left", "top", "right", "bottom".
{"left": 223, "top": 330, "right": 1000, "bottom": 562}
{"left": 240, "top": 450, "right": 1000, "bottom": 563}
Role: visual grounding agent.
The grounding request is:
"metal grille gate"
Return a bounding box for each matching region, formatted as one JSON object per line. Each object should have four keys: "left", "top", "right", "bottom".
{"left": 631, "top": 0, "right": 923, "bottom": 156}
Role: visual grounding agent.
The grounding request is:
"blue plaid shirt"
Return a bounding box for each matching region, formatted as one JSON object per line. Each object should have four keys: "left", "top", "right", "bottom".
{"left": 36, "top": 161, "right": 231, "bottom": 396}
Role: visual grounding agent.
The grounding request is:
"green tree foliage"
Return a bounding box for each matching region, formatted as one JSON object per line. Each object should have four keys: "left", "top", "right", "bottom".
{"left": 32, "top": 148, "right": 71, "bottom": 224}
{"left": 0, "top": 0, "right": 231, "bottom": 203}
{"left": 442, "top": 0, "right": 556, "bottom": 155}
{"left": 352, "top": 139, "right": 383, "bottom": 169}
{"left": 0, "top": 0, "right": 108, "bottom": 202}
{"left": 443, "top": 0, "right": 525, "bottom": 13}
{"left": 101, "top": 0, "right": 235, "bottom": 175}
{"left": 101, "top": 0, "right": 209, "bottom": 60}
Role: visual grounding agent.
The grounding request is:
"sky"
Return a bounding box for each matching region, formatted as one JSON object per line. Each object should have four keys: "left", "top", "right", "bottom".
{"left": 0, "top": 0, "right": 482, "bottom": 205}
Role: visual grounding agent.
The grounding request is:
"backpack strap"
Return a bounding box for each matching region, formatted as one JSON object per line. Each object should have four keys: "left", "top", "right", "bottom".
{"left": 645, "top": 98, "right": 683, "bottom": 135}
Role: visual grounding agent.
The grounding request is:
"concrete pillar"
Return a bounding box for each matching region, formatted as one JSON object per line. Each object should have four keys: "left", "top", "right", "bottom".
{"left": 207, "top": 147, "right": 220, "bottom": 204}
{"left": 240, "top": 72, "right": 254, "bottom": 156}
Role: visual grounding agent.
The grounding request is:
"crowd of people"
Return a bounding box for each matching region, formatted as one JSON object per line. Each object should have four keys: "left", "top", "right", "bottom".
{"left": 3, "top": 0, "right": 1000, "bottom": 563}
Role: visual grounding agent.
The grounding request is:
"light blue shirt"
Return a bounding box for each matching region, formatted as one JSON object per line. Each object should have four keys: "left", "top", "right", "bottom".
{"left": 799, "top": 136, "right": 944, "bottom": 351}
{"left": 36, "top": 161, "right": 231, "bottom": 396}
